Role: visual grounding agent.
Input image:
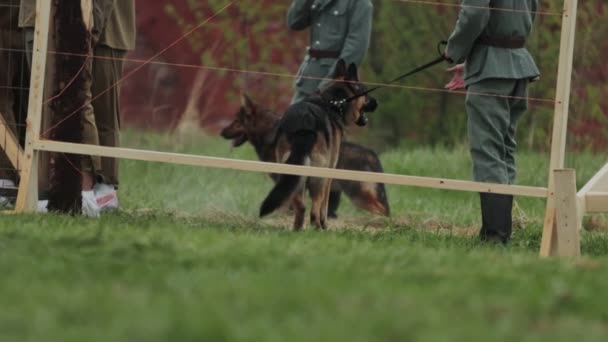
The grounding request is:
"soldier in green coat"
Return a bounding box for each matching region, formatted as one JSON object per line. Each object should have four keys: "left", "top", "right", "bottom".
{"left": 287, "top": 0, "right": 373, "bottom": 104}
{"left": 445, "top": 0, "right": 540, "bottom": 243}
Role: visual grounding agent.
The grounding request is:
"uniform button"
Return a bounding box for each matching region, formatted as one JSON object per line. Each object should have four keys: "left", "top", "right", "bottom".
{"left": 333, "top": 10, "right": 339, "bottom": 15}
{"left": 315, "top": 41, "right": 320, "bottom": 45}
{"left": 312, "top": 4, "right": 316, "bottom": 9}
{"left": 317, "top": 22, "right": 321, "bottom": 27}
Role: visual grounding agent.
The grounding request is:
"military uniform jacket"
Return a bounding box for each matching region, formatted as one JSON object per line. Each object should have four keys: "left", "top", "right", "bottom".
{"left": 446, "top": 0, "right": 540, "bottom": 85}
{"left": 288, "top": 0, "right": 373, "bottom": 94}
{"left": 98, "top": 0, "right": 136, "bottom": 51}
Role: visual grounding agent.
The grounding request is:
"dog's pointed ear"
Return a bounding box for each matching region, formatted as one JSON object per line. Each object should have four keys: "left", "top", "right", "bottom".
{"left": 240, "top": 93, "right": 255, "bottom": 116}
{"left": 333, "top": 59, "right": 347, "bottom": 80}
{"left": 346, "top": 63, "right": 359, "bottom": 81}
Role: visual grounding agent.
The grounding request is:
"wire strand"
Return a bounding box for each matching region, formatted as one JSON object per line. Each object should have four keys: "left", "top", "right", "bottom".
{"left": 391, "top": 0, "right": 563, "bottom": 16}
{"left": 43, "top": 50, "right": 558, "bottom": 105}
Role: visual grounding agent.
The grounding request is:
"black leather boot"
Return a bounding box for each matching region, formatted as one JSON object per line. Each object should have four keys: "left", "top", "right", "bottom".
{"left": 479, "top": 193, "right": 513, "bottom": 244}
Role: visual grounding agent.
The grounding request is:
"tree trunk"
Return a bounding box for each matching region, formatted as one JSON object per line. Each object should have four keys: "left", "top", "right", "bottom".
{"left": 47, "top": 0, "right": 91, "bottom": 213}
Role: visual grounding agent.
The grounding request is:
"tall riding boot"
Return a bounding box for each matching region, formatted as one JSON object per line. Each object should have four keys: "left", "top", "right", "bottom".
{"left": 479, "top": 193, "right": 513, "bottom": 244}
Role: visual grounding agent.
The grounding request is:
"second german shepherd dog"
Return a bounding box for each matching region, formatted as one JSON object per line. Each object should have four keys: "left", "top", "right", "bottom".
{"left": 221, "top": 93, "right": 390, "bottom": 220}
{"left": 257, "top": 59, "right": 379, "bottom": 230}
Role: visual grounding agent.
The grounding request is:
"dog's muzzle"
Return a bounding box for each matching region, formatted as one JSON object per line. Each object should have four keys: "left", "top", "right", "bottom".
{"left": 356, "top": 97, "right": 377, "bottom": 127}
{"left": 362, "top": 97, "right": 378, "bottom": 113}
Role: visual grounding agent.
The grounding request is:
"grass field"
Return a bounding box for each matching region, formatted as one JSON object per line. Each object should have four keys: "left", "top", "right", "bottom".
{"left": 1, "top": 130, "right": 607, "bottom": 341}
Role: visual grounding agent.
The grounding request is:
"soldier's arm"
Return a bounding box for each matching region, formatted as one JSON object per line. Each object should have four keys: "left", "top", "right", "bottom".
{"left": 445, "top": 0, "right": 491, "bottom": 64}
{"left": 320, "top": 0, "right": 373, "bottom": 88}
{"left": 287, "top": 0, "right": 315, "bottom": 31}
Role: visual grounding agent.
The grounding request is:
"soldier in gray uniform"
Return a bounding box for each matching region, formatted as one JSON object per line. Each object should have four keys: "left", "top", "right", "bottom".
{"left": 287, "top": 0, "right": 373, "bottom": 104}
{"left": 445, "top": 0, "right": 540, "bottom": 243}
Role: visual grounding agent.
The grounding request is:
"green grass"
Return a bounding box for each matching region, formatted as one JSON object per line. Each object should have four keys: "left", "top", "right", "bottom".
{"left": 1, "top": 130, "right": 607, "bottom": 341}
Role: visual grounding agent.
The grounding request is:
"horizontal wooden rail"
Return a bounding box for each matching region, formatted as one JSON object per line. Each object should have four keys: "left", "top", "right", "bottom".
{"left": 34, "top": 139, "right": 548, "bottom": 198}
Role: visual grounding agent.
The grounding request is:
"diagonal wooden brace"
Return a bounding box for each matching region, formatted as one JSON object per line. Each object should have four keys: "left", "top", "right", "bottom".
{"left": 0, "top": 113, "right": 25, "bottom": 171}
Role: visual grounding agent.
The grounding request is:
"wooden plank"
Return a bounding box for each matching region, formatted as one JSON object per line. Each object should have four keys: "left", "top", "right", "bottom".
{"left": 15, "top": 0, "right": 53, "bottom": 213}
{"left": 553, "top": 169, "right": 580, "bottom": 257}
{"left": 34, "top": 139, "right": 549, "bottom": 198}
{"left": 0, "top": 114, "right": 24, "bottom": 170}
{"left": 540, "top": 0, "right": 578, "bottom": 257}
{"left": 585, "top": 192, "right": 608, "bottom": 213}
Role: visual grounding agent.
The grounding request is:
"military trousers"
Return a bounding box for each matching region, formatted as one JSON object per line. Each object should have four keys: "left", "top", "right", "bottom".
{"left": 465, "top": 78, "right": 529, "bottom": 184}
{"left": 291, "top": 57, "right": 335, "bottom": 104}
{"left": 25, "top": 28, "right": 102, "bottom": 175}
{"left": 91, "top": 45, "right": 125, "bottom": 185}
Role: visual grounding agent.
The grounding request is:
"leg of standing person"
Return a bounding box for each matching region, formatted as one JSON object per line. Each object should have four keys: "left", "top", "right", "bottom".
{"left": 25, "top": 21, "right": 102, "bottom": 216}
{"left": 504, "top": 79, "right": 529, "bottom": 185}
{"left": 91, "top": 44, "right": 124, "bottom": 210}
{"left": 466, "top": 78, "right": 519, "bottom": 244}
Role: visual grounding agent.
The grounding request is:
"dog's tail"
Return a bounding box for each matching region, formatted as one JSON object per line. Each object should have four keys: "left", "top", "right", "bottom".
{"left": 260, "top": 131, "right": 316, "bottom": 217}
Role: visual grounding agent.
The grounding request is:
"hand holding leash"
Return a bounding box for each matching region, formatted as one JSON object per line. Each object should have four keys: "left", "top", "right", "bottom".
{"left": 445, "top": 64, "right": 466, "bottom": 91}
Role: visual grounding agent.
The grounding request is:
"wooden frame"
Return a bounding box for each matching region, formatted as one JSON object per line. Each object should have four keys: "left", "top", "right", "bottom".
{"left": 5, "top": 0, "right": 602, "bottom": 258}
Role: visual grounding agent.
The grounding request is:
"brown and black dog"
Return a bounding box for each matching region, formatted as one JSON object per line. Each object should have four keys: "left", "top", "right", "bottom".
{"left": 221, "top": 92, "right": 390, "bottom": 221}
{"left": 238, "top": 59, "right": 385, "bottom": 230}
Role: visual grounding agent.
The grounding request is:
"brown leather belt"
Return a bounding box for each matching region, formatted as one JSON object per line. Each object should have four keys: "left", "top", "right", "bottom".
{"left": 477, "top": 35, "right": 526, "bottom": 49}
{"left": 308, "top": 49, "right": 341, "bottom": 59}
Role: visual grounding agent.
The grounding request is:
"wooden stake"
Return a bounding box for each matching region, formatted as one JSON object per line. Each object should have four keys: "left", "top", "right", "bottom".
{"left": 540, "top": 0, "right": 579, "bottom": 257}
{"left": 15, "top": 0, "right": 53, "bottom": 213}
{"left": 553, "top": 169, "right": 580, "bottom": 257}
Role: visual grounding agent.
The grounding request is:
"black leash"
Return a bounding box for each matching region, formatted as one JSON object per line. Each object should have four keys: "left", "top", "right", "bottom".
{"left": 345, "top": 41, "right": 450, "bottom": 102}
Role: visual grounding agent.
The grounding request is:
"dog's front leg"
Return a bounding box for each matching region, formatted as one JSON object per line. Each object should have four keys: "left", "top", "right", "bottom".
{"left": 321, "top": 130, "right": 342, "bottom": 228}
{"left": 292, "top": 189, "right": 306, "bottom": 231}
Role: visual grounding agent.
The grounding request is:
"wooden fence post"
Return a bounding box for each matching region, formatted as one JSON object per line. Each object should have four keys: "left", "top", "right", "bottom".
{"left": 553, "top": 169, "right": 580, "bottom": 257}
{"left": 15, "top": 0, "right": 53, "bottom": 213}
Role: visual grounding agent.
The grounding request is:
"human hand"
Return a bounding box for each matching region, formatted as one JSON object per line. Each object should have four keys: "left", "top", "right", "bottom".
{"left": 445, "top": 64, "right": 466, "bottom": 91}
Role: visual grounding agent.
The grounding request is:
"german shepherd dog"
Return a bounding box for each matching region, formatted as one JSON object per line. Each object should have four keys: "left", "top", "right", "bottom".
{"left": 257, "top": 59, "right": 379, "bottom": 230}
{"left": 221, "top": 93, "right": 390, "bottom": 219}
